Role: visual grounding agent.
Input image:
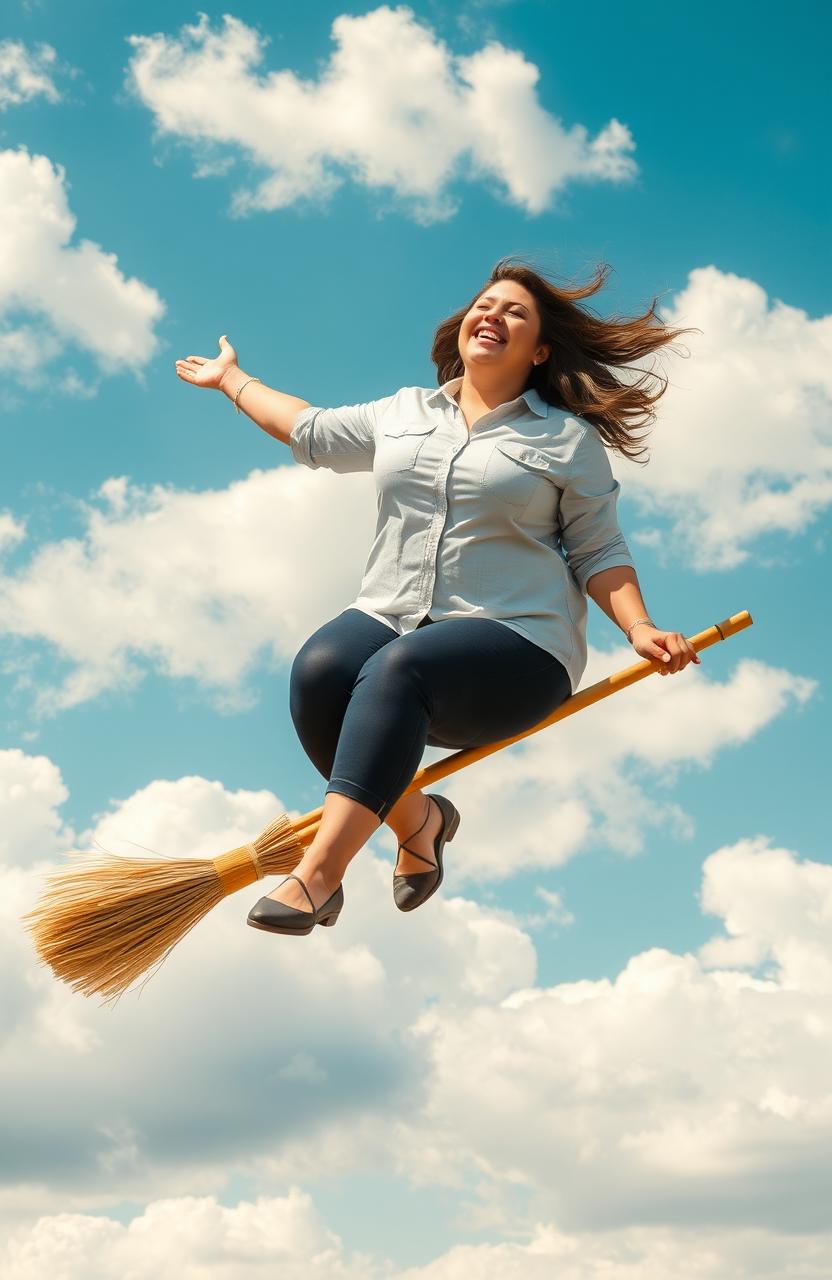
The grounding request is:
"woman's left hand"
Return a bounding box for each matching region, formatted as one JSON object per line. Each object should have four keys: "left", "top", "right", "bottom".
{"left": 630, "top": 626, "right": 701, "bottom": 676}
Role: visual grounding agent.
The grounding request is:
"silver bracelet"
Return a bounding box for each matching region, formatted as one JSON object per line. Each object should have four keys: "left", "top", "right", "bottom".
{"left": 234, "top": 376, "right": 261, "bottom": 414}
{"left": 626, "top": 617, "right": 654, "bottom": 644}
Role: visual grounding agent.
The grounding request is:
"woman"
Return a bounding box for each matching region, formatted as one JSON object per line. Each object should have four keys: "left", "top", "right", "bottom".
{"left": 175, "top": 257, "right": 700, "bottom": 935}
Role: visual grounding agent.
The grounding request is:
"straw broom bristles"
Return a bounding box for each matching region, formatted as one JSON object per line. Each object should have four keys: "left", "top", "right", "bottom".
{"left": 21, "top": 612, "right": 753, "bottom": 1009}
{"left": 22, "top": 811, "right": 307, "bottom": 1008}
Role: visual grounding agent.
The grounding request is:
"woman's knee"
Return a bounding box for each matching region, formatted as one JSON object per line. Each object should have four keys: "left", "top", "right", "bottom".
{"left": 290, "top": 637, "right": 353, "bottom": 696}
{"left": 289, "top": 646, "right": 343, "bottom": 734}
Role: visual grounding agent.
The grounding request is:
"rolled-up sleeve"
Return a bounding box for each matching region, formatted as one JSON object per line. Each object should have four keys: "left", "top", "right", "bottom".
{"left": 558, "top": 426, "right": 636, "bottom": 595}
{"left": 289, "top": 397, "right": 391, "bottom": 473}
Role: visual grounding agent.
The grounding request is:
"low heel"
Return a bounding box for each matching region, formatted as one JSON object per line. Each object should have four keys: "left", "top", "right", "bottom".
{"left": 319, "top": 912, "right": 340, "bottom": 927}
{"left": 392, "top": 793, "right": 460, "bottom": 914}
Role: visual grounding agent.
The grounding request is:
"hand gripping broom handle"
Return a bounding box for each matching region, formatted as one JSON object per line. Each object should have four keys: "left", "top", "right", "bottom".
{"left": 287, "top": 609, "right": 753, "bottom": 846}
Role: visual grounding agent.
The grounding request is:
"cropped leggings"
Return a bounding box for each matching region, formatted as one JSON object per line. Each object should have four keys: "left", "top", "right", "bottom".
{"left": 289, "top": 607, "right": 572, "bottom": 824}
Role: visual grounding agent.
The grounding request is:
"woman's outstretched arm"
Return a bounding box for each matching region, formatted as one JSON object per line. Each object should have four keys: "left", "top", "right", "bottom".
{"left": 175, "top": 335, "right": 310, "bottom": 446}
{"left": 218, "top": 364, "right": 311, "bottom": 445}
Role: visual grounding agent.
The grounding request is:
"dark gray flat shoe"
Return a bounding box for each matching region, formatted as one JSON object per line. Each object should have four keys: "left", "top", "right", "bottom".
{"left": 393, "top": 792, "right": 460, "bottom": 913}
{"left": 247, "top": 872, "right": 344, "bottom": 935}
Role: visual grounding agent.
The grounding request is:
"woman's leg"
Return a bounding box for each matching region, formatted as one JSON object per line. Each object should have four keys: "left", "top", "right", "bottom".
{"left": 325, "top": 616, "right": 571, "bottom": 819}
{"left": 275, "top": 608, "right": 439, "bottom": 911}
{"left": 279, "top": 612, "right": 570, "bottom": 913}
{"left": 288, "top": 607, "right": 398, "bottom": 778}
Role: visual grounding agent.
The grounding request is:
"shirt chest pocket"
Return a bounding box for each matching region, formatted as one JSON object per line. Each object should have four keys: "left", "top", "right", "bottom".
{"left": 375, "top": 423, "right": 437, "bottom": 475}
{"left": 480, "top": 440, "right": 556, "bottom": 514}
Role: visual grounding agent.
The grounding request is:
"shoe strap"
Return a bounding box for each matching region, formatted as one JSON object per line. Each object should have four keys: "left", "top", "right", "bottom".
{"left": 395, "top": 796, "right": 440, "bottom": 872}
{"left": 396, "top": 844, "right": 437, "bottom": 869}
{"left": 283, "top": 872, "right": 316, "bottom": 913}
{"left": 397, "top": 796, "right": 430, "bottom": 848}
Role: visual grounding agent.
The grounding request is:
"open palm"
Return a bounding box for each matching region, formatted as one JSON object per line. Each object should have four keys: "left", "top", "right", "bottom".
{"left": 174, "top": 334, "right": 238, "bottom": 391}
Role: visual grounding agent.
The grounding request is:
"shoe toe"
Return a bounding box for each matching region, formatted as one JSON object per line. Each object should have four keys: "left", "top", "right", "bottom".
{"left": 247, "top": 895, "right": 300, "bottom": 926}
{"left": 247, "top": 895, "right": 276, "bottom": 923}
{"left": 393, "top": 872, "right": 435, "bottom": 911}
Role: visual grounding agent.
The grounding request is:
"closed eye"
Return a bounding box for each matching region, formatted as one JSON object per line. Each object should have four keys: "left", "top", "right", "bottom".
{"left": 475, "top": 305, "right": 525, "bottom": 318}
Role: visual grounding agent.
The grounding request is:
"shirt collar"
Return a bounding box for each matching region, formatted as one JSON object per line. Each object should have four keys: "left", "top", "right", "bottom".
{"left": 426, "top": 375, "right": 549, "bottom": 418}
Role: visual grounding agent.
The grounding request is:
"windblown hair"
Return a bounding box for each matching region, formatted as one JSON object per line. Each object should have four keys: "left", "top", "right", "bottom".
{"left": 430, "top": 255, "right": 700, "bottom": 465}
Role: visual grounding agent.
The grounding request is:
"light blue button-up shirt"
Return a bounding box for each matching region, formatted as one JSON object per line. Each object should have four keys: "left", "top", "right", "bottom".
{"left": 288, "top": 375, "right": 636, "bottom": 693}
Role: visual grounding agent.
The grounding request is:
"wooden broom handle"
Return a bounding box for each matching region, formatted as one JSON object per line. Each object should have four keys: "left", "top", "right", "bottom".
{"left": 289, "top": 610, "right": 753, "bottom": 842}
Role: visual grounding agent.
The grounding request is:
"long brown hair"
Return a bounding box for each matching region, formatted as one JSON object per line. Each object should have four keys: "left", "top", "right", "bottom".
{"left": 430, "top": 255, "right": 700, "bottom": 465}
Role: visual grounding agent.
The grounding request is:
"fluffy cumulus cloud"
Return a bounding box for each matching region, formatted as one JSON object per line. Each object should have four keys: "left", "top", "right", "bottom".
{"left": 1, "top": 752, "right": 537, "bottom": 1215}
{"left": 2, "top": 758, "right": 831, "bottom": 1276}
{"left": 0, "top": 463, "right": 381, "bottom": 717}
{"left": 619, "top": 265, "right": 832, "bottom": 570}
{"left": 0, "top": 747, "right": 78, "bottom": 868}
{"left": 0, "top": 146, "right": 165, "bottom": 388}
{"left": 393, "top": 839, "right": 832, "bottom": 1240}
{"left": 0, "top": 511, "right": 26, "bottom": 553}
{"left": 5, "top": 1198, "right": 832, "bottom": 1279}
{"left": 0, "top": 38, "right": 63, "bottom": 111}
{"left": 124, "top": 7, "right": 637, "bottom": 224}
{"left": 1, "top": 1190, "right": 383, "bottom": 1280}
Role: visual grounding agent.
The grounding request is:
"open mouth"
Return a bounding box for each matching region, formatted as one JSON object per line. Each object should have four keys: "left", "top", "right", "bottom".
{"left": 472, "top": 327, "right": 505, "bottom": 346}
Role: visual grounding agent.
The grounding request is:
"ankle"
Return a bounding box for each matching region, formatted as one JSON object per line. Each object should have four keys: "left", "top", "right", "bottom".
{"left": 296, "top": 852, "right": 345, "bottom": 885}
{"left": 387, "top": 793, "right": 430, "bottom": 842}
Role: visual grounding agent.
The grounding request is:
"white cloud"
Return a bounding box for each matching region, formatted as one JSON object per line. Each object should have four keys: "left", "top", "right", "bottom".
{"left": 619, "top": 265, "right": 832, "bottom": 569}
{"left": 0, "top": 39, "right": 62, "bottom": 110}
{"left": 0, "top": 147, "right": 166, "bottom": 389}
{"left": 698, "top": 836, "right": 832, "bottom": 992}
{"left": 394, "top": 841, "right": 832, "bottom": 1235}
{"left": 1, "top": 757, "right": 536, "bottom": 1217}
{"left": 2, "top": 759, "right": 832, "bottom": 1272}
{"left": 6, "top": 1195, "right": 832, "bottom": 1280}
{"left": 0, "top": 510, "right": 26, "bottom": 553}
{"left": 0, "top": 1189, "right": 382, "bottom": 1280}
{"left": 124, "top": 7, "right": 637, "bottom": 225}
{"left": 0, "top": 463, "right": 380, "bottom": 717}
{"left": 0, "top": 747, "right": 77, "bottom": 868}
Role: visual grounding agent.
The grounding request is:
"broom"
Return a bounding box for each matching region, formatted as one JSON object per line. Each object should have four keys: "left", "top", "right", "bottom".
{"left": 22, "top": 610, "right": 752, "bottom": 1006}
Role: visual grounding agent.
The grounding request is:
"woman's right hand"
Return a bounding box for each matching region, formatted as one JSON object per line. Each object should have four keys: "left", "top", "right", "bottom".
{"left": 175, "top": 334, "right": 239, "bottom": 392}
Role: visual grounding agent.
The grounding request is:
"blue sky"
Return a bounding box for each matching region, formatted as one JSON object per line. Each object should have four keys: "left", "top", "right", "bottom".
{"left": 1, "top": 2, "right": 830, "bottom": 1276}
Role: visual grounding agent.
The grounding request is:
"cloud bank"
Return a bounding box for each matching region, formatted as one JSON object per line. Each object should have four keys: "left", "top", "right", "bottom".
{"left": 125, "top": 6, "right": 637, "bottom": 224}
{"left": 2, "top": 753, "right": 831, "bottom": 1274}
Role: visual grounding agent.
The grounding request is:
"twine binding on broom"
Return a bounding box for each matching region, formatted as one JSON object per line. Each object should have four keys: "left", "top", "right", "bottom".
{"left": 213, "top": 842, "right": 267, "bottom": 894}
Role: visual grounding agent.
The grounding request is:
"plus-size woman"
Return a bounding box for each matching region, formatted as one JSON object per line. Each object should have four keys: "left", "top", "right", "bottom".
{"left": 175, "top": 257, "right": 700, "bottom": 934}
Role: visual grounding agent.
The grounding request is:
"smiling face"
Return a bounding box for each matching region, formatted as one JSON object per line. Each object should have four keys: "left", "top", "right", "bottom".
{"left": 458, "top": 279, "right": 550, "bottom": 383}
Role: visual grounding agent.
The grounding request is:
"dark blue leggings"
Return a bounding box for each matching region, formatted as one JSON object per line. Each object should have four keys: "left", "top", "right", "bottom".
{"left": 289, "top": 607, "right": 572, "bottom": 823}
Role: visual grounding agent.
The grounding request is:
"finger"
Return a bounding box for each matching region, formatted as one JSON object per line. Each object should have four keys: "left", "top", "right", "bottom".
{"left": 681, "top": 642, "right": 700, "bottom": 668}
{"left": 664, "top": 633, "right": 684, "bottom": 674}
{"left": 186, "top": 356, "right": 207, "bottom": 364}
{"left": 649, "top": 646, "right": 672, "bottom": 673}
{"left": 676, "top": 638, "right": 700, "bottom": 671}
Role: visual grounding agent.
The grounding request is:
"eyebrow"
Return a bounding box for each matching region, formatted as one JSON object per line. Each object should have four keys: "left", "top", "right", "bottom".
{"left": 479, "top": 293, "right": 530, "bottom": 315}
